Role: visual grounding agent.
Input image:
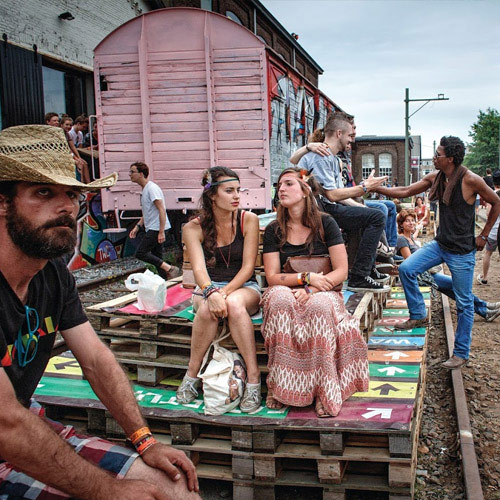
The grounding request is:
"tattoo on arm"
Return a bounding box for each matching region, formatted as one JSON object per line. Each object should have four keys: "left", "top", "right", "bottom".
{"left": 280, "top": 275, "right": 286, "bottom": 282}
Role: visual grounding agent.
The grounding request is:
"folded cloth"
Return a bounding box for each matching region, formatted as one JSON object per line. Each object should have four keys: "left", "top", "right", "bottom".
{"left": 428, "top": 165, "right": 467, "bottom": 206}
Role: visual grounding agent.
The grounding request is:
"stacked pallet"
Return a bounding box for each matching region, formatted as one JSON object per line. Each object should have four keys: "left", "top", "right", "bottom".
{"left": 35, "top": 279, "right": 432, "bottom": 499}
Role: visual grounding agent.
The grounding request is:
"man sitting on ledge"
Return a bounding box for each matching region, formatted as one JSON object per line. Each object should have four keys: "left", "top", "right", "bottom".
{"left": 0, "top": 125, "right": 200, "bottom": 500}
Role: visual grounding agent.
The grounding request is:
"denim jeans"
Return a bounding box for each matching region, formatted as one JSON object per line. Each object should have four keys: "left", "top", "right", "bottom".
{"left": 322, "top": 202, "right": 386, "bottom": 278}
{"left": 365, "top": 200, "right": 398, "bottom": 246}
{"left": 432, "top": 273, "right": 488, "bottom": 317}
{"left": 399, "top": 240, "right": 475, "bottom": 359}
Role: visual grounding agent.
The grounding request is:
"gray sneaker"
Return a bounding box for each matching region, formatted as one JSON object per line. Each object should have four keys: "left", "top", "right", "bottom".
{"left": 176, "top": 374, "right": 201, "bottom": 404}
{"left": 486, "top": 301, "right": 500, "bottom": 309}
{"left": 485, "top": 307, "right": 500, "bottom": 322}
{"left": 240, "top": 382, "right": 262, "bottom": 413}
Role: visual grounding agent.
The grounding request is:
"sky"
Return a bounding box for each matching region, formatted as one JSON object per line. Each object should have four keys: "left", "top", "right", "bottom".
{"left": 261, "top": 0, "right": 500, "bottom": 159}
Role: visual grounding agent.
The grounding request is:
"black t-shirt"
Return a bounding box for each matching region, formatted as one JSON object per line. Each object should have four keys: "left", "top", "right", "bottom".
{"left": 0, "top": 259, "right": 87, "bottom": 407}
{"left": 263, "top": 214, "right": 344, "bottom": 269}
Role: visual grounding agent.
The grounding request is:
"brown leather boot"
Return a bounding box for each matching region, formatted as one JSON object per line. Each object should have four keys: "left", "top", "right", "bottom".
{"left": 393, "top": 317, "right": 428, "bottom": 330}
{"left": 442, "top": 356, "right": 467, "bottom": 370}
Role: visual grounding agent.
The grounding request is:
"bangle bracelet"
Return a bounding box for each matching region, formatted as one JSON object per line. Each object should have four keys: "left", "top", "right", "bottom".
{"left": 297, "top": 273, "right": 303, "bottom": 285}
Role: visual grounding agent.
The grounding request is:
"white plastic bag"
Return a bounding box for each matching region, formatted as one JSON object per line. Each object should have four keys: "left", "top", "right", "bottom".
{"left": 124, "top": 270, "right": 167, "bottom": 313}
{"left": 198, "top": 328, "right": 247, "bottom": 416}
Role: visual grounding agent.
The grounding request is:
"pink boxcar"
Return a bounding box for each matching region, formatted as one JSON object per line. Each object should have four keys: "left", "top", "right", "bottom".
{"left": 94, "top": 8, "right": 340, "bottom": 216}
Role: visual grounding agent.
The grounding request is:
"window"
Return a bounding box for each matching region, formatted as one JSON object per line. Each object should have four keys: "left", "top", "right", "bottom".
{"left": 42, "top": 63, "right": 89, "bottom": 119}
{"left": 362, "top": 154, "right": 375, "bottom": 179}
{"left": 379, "top": 153, "right": 392, "bottom": 178}
{"left": 43, "top": 66, "right": 66, "bottom": 115}
{"left": 226, "top": 11, "right": 242, "bottom": 25}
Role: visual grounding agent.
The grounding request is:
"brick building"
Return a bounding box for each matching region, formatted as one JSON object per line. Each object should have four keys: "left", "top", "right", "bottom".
{"left": 0, "top": 0, "right": 323, "bottom": 129}
{"left": 352, "top": 135, "right": 422, "bottom": 186}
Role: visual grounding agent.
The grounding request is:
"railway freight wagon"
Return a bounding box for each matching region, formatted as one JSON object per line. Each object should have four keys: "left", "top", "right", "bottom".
{"left": 94, "top": 7, "right": 342, "bottom": 218}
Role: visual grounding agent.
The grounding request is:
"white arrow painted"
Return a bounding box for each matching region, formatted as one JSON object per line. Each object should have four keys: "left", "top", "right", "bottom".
{"left": 390, "top": 339, "right": 412, "bottom": 345}
{"left": 383, "top": 351, "right": 410, "bottom": 360}
{"left": 377, "top": 366, "right": 406, "bottom": 376}
{"left": 362, "top": 408, "right": 393, "bottom": 419}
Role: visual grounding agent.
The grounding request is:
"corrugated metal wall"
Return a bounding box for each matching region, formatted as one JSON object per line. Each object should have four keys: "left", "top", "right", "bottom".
{"left": 0, "top": 42, "right": 44, "bottom": 128}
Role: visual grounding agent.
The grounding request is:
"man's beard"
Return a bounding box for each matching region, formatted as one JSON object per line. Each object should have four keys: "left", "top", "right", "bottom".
{"left": 6, "top": 203, "right": 77, "bottom": 259}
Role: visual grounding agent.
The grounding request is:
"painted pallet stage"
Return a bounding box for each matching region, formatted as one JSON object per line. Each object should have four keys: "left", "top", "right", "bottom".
{"left": 36, "top": 282, "right": 430, "bottom": 499}
{"left": 84, "top": 282, "right": 382, "bottom": 385}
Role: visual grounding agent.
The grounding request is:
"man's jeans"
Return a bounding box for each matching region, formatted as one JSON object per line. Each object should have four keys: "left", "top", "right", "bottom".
{"left": 365, "top": 200, "right": 398, "bottom": 246}
{"left": 323, "top": 203, "right": 386, "bottom": 278}
{"left": 136, "top": 229, "right": 167, "bottom": 277}
{"left": 432, "top": 273, "right": 488, "bottom": 317}
{"left": 399, "top": 240, "right": 475, "bottom": 359}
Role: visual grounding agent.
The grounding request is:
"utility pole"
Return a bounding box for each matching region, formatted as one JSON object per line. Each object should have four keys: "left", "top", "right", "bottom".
{"left": 404, "top": 88, "right": 449, "bottom": 186}
{"left": 433, "top": 140, "right": 436, "bottom": 154}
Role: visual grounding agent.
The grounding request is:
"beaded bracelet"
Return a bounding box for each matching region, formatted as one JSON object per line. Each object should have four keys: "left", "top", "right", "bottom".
{"left": 202, "top": 284, "right": 218, "bottom": 299}
{"left": 136, "top": 435, "right": 158, "bottom": 456}
{"left": 301, "top": 272, "right": 311, "bottom": 285}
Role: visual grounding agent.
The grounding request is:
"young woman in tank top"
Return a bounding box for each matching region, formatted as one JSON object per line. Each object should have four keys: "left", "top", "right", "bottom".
{"left": 176, "top": 166, "right": 262, "bottom": 413}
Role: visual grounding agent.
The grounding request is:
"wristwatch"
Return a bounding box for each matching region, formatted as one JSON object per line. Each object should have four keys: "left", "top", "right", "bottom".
{"left": 360, "top": 182, "right": 368, "bottom": 194}
{"left": 479, "top": 235, "right": 487, "bottom": 241}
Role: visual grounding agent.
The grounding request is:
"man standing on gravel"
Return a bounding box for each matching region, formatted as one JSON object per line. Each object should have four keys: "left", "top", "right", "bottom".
{"left": 373, "top": 136, "right": 500, "bottom": 369}
{"left": 0, "top": 125, "right": 199, "bottom": 499}
{"left": 128, "top": 162, "right": 181, "bottom": 280}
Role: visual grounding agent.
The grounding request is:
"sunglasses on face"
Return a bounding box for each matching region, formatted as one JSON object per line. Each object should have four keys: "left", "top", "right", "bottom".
{"left": 15, "top": 306, "right": 40, "bottom": 368}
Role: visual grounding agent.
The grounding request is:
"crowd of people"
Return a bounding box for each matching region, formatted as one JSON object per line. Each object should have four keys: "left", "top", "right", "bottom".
{"left": 1, "top": 112, "right": 500, "bottom": 498}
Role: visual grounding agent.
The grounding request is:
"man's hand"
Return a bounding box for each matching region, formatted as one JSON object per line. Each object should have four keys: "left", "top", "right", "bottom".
{"left": 364, "top": 169, "right": 388, "bottom": 192}
{"left": 129, "top": 226, "right": 139, "bottom": 239}
{"left": 476, "top": 235, "right": 487, "bottom": 251}
{"left": 158, "top": 231, "right": 166, "bottom": 244}
{"left": 142, "top": 443, "right": 199, "bottom": 493}
{"left": 306, "top": 142, "right": 331, "bottom": 157}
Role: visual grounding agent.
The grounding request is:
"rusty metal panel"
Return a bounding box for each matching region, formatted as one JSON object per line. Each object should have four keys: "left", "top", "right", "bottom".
{"left": 0, "top": 42, "right": 44, "bottom": 128}
{"left": 95, "top": 8, "right": 270, "bottom": 212}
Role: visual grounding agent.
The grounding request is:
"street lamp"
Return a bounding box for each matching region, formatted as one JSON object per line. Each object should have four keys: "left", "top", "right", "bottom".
{"left": 404, "top": 88, "right": 449, "bottom": 185}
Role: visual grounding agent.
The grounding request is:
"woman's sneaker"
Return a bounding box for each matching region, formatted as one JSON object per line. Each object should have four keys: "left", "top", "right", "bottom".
{"left": 347, "top": 275, "right": 391, "bottom": 293}
{"left": 176, "top": 374, "right": 201, "bottom": 404}
{"left": 240, "top": 382, "right": 262, "bottom": 413}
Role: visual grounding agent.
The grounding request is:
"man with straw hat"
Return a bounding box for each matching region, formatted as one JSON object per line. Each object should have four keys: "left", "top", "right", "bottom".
{"left": 0, "top": 125, "right": 200, "bottom": 499}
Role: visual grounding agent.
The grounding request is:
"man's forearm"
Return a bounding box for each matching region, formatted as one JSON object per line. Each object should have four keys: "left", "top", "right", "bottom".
{"left": 159, "top": 210, "right": 166, "bottom": 233}
{"left": 375, "top": 186, "right": 408, "bottom": 198}
{"left": 0, "top": 405, "right": 116, "bottom": 499}
{"left": 325, "top": 185, "right": 365, "bottom": 203}
{"left": 83, "top": 344, "right": 147, "bottom": 436}
{"left": 481, "top": 200, "right": 500, "bottom": 236}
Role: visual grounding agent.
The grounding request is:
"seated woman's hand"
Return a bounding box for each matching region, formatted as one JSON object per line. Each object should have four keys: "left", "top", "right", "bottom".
{"left": 207, "top": 291, "right": 228, "bottom": 320}
{"left": 292, "top": 288, "right": 312, "bottom": 305}
{"left": 309, "top": 272, "right": 335, "bottom": 292}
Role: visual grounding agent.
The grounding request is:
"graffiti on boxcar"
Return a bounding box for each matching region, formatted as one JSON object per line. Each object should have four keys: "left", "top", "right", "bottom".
{"left": 68, "top": 192, "right": 136, "bottom": 270}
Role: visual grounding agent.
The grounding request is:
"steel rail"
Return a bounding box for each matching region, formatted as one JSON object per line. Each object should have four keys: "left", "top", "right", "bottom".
{"left": 76, "top": 265, "right": 145, "bottom": 292}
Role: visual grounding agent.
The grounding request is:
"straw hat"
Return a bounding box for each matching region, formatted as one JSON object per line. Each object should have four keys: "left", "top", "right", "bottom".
{"left": 0, "top": 125, "right": 117, "bottom": 189}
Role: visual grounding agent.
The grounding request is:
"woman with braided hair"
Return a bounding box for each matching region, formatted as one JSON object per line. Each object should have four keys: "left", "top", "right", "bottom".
{"left": 176, "top": 167, "right": 262, "bottom": 413}
{"left": 262, "top": 167, "right": 369, "bottom": 417}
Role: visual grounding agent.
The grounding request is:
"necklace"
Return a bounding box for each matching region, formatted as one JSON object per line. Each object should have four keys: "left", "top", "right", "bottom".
{"left": 218, "top": 242, "right": 232, "bottom": 268}
{"left": 217, "top": 216, "right": 236, "bottom": 268}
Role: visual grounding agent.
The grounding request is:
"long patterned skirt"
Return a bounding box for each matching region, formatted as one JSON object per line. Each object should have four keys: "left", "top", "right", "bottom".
{"left": 261, "top": 286, "right": 369, "bottom": 416}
